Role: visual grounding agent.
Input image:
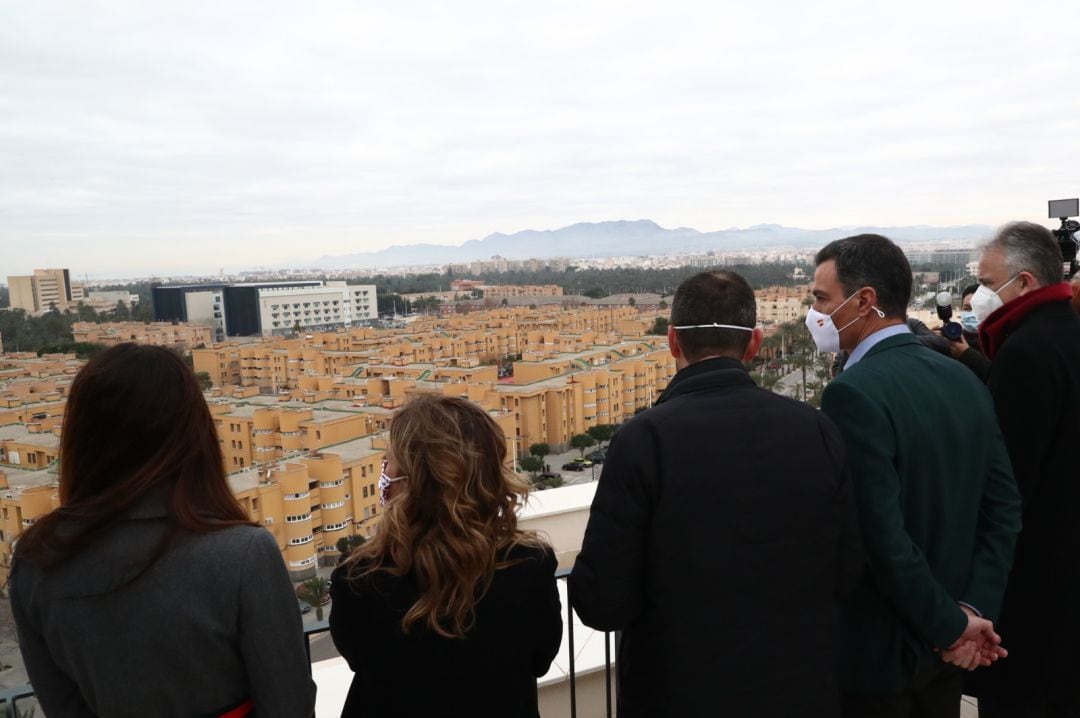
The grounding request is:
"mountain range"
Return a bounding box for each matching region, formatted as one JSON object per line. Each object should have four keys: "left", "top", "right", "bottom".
{"left": 306, "top": 220, "right": 993, "bottom": 269}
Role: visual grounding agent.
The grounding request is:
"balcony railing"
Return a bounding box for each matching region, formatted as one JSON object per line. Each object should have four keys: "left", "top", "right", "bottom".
{"left": 0, "top": 569, "right": 614, "bottom": 718}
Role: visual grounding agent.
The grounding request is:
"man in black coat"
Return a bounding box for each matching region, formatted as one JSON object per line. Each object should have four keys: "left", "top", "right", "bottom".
{"left": 570, "top": 270, "right": 863, "bottom": 718}
{"left": 966, "top": 222, "right": 1080, "bottom": 717}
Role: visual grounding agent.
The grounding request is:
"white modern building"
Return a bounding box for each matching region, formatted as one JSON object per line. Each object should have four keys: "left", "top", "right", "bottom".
{"left": 259, "top": 282, "right": 376, "bottom": 335}
{"left": 153, "top": 282, "right": 377, "bottom": 340}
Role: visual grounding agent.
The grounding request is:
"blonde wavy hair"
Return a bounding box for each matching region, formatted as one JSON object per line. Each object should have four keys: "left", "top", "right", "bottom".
{"left": 342, "top": 393, "right": 546, "bottom": 638}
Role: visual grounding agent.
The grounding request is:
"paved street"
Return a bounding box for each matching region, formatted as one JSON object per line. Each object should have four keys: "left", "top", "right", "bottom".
{"left": 518, "top": 444, "right": 606, "bottom": 488}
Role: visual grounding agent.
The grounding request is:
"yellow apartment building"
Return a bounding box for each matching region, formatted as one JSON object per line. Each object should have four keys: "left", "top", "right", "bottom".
{"left": 0, "top": 306, "right": 675, "bottom": 583}
{"left": 0, "top": 425, "right": 61, "bottom": 471}
{"left": 483, "top": 284, "right": 564, "bottom": 298}
{"left": 72, "top": 321, "right": 213, "bottom": 349}
{"left": 7, "top": 269, "right": 85, "bottom": 315}
{"left": 755, "top": 285, "right": 812, "bottom": 325}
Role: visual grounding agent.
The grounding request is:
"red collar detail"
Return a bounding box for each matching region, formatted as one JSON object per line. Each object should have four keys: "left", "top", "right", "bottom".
{"left": 978, "top": 282, "right": 1073, "bottom": 359}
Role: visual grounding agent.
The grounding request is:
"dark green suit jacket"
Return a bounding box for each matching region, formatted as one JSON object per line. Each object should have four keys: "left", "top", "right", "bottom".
{"left": 821, "top": 332, "right": 1021, "bottom": 695}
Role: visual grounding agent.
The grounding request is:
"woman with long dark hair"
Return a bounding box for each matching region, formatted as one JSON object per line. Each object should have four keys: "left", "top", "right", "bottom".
{"left": 10, "top": 344, "right": 315, "bottom": 717}
{"left": 330, "top": 394, "right": 562, "bottom": 717}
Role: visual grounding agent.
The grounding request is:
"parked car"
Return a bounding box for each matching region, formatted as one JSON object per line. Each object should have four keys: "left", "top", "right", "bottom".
{"left": 586, "top": 450, "right": 606, "bottom": 464}
{"left": 538, "top": 471, "right": 561, "bottom": 480}
{"left": 298, "top": 600, "right": 313, "bottom": 614}
{"left": 562, "top": 458, "right": 594, "bottom": 471}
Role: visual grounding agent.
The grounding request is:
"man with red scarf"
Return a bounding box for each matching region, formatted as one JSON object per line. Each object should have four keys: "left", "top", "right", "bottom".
{"left": 967, "top": 221, "right": 1080, "bottom": 717}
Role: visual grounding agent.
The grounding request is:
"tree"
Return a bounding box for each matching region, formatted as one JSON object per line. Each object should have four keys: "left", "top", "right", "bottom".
{"left": 336, "top": 535, "right": 366, "bottom": 559}
{"left": 658, "top": 299, "right": 668, "bottom": 309}
{"left": 758, "top": 371, "right": 782, "bottom": 393}
{"left": 195, "top": 371, "right": 214, "bottom": 391}
{"left": 529, "top": 443, "right": 550, "bottom": 459}
{"left": 519, "top": 455, "right": 543, "bottom": 477}
{"left": 648, "top": 317, "right": 669, "bottom": 335}
{"left": 411, "top": 296, "right": 443, "bottom": 314}
{"left": 570, "top": 433, "right": 596, "bottom": 456}
{"left": 586, "top": 424, "right": 614, "bottom": 447}
{"left": 75, "top": 302, "right": 98, "bottom": 322}
{"left": 536, "top": 474, "right": 563, "bottom": 490}
{"left": 113, "top": 300, "right": 131, "bottom": 321}
{"left": 628, "top": 296, "right": 636, "bottom": 307}
{"left": 36, "top": 341, "right": 106, "bottom": 359}
{"left": 296, "top": 576, "right": 331, "bottom": 621}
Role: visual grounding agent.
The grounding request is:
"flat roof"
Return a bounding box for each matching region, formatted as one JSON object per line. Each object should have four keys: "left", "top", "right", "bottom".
{"left": 1, "top": 465, "right": 58, "bottom": 491}
{"left": 0, "top": 424, "right": 61, "bottom": 447}
{"left": 318, "top": 436, "right": 382, "bottom": 464}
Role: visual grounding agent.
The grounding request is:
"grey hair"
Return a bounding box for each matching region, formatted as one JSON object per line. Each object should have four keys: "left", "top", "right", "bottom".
{"left": 982, "top": 221, "right": 1064, "bottom": 286}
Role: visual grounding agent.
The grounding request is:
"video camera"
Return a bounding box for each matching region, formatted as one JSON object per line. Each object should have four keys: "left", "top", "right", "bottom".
{"left": 935, "top": 291, "right": 963, "bottom": 341}
{"left": 1048, "top": 198, "right": 1079, "bottom": 279}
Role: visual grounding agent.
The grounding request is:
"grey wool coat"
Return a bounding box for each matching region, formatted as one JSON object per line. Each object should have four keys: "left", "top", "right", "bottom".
{"left": 10, "top": 495, "right": 316, "bottom": 718}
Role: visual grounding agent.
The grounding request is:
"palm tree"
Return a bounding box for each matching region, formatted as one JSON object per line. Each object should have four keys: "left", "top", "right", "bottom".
{"left": 758, "top": 371, "right": 782, "bottom": 393}
{"left": 297, "top": 576, "right": 331, "bottom": 621}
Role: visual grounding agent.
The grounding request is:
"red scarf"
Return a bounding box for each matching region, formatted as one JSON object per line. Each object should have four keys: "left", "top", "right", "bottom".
{"left": 978, "top": 282, "right": 1074, "bottom": 359}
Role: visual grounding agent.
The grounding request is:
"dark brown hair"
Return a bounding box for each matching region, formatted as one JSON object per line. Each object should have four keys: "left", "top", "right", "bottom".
{"left": 815, "top": 234, "right": 913, "bottom": 318}
{"left": 342, "top": 394, "right": 546, "bottom": 638}
{"left": 670, "top": 270, "right": 756, "bottom": 361}
{"left": 16, "top": 343, "right": 253, "bottom": 570}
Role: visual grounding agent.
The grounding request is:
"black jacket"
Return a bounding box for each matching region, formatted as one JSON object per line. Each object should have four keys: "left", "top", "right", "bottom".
{"left": 570, "top": 357, "right": 862, "bottom": 718}
{"left": 958, "top": 330, "right": 992, "bottom": 383}
{"left": 970, "top": 300, "right": 1080, "bottom": 702}
{"left": 329, "top": 544, "right": 562, "bottom": 718}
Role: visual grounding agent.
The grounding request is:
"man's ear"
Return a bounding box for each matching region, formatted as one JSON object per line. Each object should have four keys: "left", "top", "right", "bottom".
{"left": 741, "top": 327, "right": 764, "bottom": 363}
{"left": 857, "top": 286, "right": 880, "bottom": 316}
{"left": 1016, "top": 270, "right": 1040, "bottom": 295}
{"left": 667, "top": 325, "right": 682, "bottom": 360}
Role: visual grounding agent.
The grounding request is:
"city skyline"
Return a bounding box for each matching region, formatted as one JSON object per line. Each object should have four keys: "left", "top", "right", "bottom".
{"left": 3, "top": 1, "right": 1078, "bottom": 276}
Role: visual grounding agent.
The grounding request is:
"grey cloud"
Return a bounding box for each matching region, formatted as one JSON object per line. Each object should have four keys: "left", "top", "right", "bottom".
{"left": 2, "top": 0, "right": 1079, "bottom": 276}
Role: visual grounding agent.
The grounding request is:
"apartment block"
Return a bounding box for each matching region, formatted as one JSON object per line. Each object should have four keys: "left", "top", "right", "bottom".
{"left": 754, "top": 284, "right": 812, "bottom": 325}
{"left": 0, "top": 305, "right": 675, "bottom": 583}
{"left": 483, "top": 284, "right": 564, "bottom": 298}
{"left": 7, "top": 269, "right": 85, "bottom": 315}
{"left": 72, "top": 321, "right": 213, "bottom": 349}
{"left": 83, "top": 290, "right": 140, "bottom": 312}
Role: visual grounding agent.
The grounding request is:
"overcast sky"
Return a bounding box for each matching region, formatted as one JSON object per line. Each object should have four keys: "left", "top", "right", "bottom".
{"left": 2, "top": 0, "right": 1078, "bottom": 278}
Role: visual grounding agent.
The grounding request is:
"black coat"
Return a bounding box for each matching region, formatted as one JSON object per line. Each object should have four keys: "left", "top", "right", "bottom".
{"left": 329, "top": 544, "right": 562, "bottom": 718}
{"left": 570, "top": 357, "right": 862, "bottom": 718}
{"left": 970, "top": 300, "right": 1080, "bottom": 702}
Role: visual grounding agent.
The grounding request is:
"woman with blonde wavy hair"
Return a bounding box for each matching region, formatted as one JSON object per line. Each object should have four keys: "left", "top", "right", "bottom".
{"left": 329, "top": 394, "right": 562, "bottom": 718}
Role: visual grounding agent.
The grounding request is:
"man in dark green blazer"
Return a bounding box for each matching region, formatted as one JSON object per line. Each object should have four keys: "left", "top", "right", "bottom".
{"left": 810, "top": 234, "right": 1022, "bottom": 718}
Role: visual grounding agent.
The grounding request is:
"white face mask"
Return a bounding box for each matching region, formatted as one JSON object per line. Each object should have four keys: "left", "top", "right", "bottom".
{"left": 804, "top": 291, "right": 885, "bottom": 353}
{"left": 970, "top": 275, "right": 1019, "bottom": 324}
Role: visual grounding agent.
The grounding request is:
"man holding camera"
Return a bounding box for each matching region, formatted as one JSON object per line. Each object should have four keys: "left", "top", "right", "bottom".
{"left": 965, "top": 221, "right": 1080, "bottom": 718}
{"left": 810, "top": 234, "right": 1020, "bottom": 718}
